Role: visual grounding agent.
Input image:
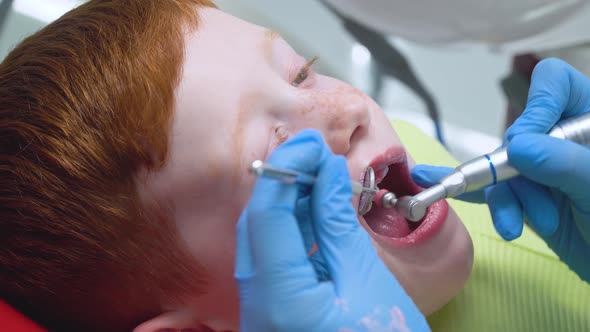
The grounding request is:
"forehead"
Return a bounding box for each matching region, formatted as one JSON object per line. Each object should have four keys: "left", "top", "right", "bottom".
{"left": 165, "top": 8, "right": 273, "bottom": 190}
{"left": 177, "top": 8, "right": 273, "bottom": 121}
{"left": 175, "top": 10, "right": 263, "bottom": 141}
{"left": 183, "top": 8, "right": 268, "bottom": 77}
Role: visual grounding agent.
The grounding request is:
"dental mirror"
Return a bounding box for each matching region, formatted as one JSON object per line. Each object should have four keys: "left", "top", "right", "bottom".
{"left": 358, "top": 166, "right": 376, "bottom": 215}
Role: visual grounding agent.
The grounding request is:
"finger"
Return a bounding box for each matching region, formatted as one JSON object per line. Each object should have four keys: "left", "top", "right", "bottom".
{"left": 294, "top": 196, "right": 316, "bottom": 253}
{"left": 548, "top": 206, "right": 590, "bottom": 282}
{"left": 295, "top": 196, "right": 330, "bottom": 280}
{"left": 508, "top": 133, "right": 590, "bottom": 210}
{"left": 234, "top": 210, "right": 254, "bottom": 279}
{"left": 505, "top": 58, "right": 590, "bottom": 141}
{"left": 507, "top": 177, "right": 559, "bottom": 237}
{"left": 411, "top": 165, "right": 486, "bottom": 203}
{"left": 411, "top": 165, "right": 453, "bottom": 187}
{"left": 485, "top": 182, "right": 524, "bottom": 241}
{"left": 571, "top": 206, "right": 590, "bottom": 248}
{"left": 310, "top": 155, "right": 374, "bottom": 287}
{"left": 308, "top": 250, "right": 331, "bottom": 282}
{"left": 247, "top": 129, "right": 331, "bottom": 274}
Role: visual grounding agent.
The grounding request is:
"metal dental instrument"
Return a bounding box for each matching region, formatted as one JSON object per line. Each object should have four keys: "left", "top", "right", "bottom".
{"left": 383, "top": 111, "right": 590, "bottom": 222}
{"left": 249, "top": 160, "right": 379, "bottom": 215}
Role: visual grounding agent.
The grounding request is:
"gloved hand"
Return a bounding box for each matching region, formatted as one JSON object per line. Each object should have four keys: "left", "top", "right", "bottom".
{"left": 412, "top": 58, "right": 590, "bottom": 282}
{"left": 235, "top": 130, "right": 430, "bottom": 332}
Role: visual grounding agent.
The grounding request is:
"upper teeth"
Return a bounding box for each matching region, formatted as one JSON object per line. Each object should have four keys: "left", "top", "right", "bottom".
{"left": 376, "top": 167, "right": 389, "bottom": 185}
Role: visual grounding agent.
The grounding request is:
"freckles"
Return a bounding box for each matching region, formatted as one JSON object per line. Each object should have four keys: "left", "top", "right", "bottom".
{"left": 304, "top": 91, "right": 337, "bottom": 113}
{"left": 297, "top": 85, "right": 367, "bottom": 119}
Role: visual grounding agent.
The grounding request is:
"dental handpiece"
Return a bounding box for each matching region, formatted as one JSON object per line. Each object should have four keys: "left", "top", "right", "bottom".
{"left": 385, "top": 111, "right": 590, "bottom": 222}
{"left": 249, "top": 160, "right": 379, "bottom": 215}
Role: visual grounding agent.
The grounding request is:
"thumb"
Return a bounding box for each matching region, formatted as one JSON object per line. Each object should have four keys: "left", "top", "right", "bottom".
{"left": 310, "top": 155, "right": 374, "bottom": 287}
{"left": 508, "top": 133, "right": 590, "bottom": 210}
{"left": 411, "top": 165, "right": 454, "bottom": 188}
{"left": 234, "top": 209, "right": 254, "bottom": 279}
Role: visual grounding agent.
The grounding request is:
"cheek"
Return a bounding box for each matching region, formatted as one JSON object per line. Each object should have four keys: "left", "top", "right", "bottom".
{"left": 441, "top": 208, "right": 474, "bottom": 281}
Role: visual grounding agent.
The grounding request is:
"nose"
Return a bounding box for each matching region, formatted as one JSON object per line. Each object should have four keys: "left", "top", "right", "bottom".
{"left": 302, "top": 90, "right": 370, "bottom": 155}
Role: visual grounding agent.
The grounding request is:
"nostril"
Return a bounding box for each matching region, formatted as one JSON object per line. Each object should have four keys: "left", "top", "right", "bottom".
{"left": 349, "top": 123, "right": 367, "bottom": 147}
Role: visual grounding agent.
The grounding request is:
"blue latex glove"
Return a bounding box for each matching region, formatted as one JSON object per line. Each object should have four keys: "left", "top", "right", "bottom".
{"left": 412, "top": 58, "right": 590, "bottom": 282}
{"left": 235, "top": 130, "right": 430, "bottom": 332}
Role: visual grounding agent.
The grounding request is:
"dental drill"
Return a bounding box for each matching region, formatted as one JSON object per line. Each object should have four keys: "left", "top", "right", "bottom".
{"left": 382, "top": 111, "right": 590, "bottom": 222}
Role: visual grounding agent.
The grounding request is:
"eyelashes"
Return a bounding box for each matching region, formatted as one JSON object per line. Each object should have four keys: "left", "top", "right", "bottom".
{"left": 291, "top": 55, "right": 319, "bottom": 87}
{"left": 273, "top": 56, "right": 318, "bottom": 148}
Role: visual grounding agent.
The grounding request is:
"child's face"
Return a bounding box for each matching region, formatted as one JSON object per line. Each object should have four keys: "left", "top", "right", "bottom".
{"left": 145, "top": 7, "right": 473, "bottom": 330}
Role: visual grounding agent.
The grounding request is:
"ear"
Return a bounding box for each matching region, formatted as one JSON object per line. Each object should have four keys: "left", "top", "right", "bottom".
{"left": 133, "top": 309, "right": 200, "bottom": 332}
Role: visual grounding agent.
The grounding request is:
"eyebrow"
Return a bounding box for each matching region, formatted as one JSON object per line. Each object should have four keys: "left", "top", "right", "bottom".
{"left": 265, "top": 29, "right": 281, "bottom": 42}
{"left": 262, "top": 29, "right": 281, "bottom": 63}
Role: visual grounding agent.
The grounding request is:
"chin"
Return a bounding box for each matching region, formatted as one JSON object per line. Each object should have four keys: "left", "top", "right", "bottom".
{"left": 357, "top": 150, "right": 474, "bottom": 315}
{"left": 365, "top": 208, "right": 473, "bottom": 315}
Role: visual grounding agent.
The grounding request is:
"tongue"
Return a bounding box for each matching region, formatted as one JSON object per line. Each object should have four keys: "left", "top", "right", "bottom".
{"left": 365, "top": 207, "right": 412, "bottom": 238}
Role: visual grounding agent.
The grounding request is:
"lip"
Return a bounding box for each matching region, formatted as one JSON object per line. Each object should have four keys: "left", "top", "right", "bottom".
{"left": 368, "top": 146, "right": 406, "bottom": 182}
{"left": 360, "top": 146, "right": 449, "bottom": 247}
{"left": 372, "top": 200, "right": 449, "bottom": 247}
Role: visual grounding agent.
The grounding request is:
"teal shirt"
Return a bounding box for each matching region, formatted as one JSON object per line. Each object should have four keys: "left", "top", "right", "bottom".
{"left": 393, "top": 120, "right": 590, "bottom": 331}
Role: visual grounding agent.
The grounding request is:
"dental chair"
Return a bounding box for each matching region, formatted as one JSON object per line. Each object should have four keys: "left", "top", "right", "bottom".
{"left": 0, "top": 300, "right": 46, "bottom": 331}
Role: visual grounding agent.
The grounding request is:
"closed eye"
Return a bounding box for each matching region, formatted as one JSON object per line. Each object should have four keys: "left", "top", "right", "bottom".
{"left": 291, "top": 56, "right": 319, "bottom": 86}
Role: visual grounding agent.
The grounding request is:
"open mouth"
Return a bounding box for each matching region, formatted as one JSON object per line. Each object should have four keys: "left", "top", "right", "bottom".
{"left": 362, "top": 147, "right": 448, "bottom": 244}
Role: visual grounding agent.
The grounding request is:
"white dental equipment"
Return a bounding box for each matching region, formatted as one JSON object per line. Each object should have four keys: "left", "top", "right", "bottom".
{"left": 324, "top": 0, "right": 590, "bottom": 52}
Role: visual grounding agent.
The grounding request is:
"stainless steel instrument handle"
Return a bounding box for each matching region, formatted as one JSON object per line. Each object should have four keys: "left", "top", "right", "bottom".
{"left": 461, "top": 112, "right": 590, "bottom": 194}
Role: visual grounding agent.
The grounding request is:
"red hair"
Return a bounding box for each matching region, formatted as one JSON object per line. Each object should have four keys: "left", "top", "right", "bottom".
{"left": 0, "top": 0, "right": 215, "bottom": 330}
